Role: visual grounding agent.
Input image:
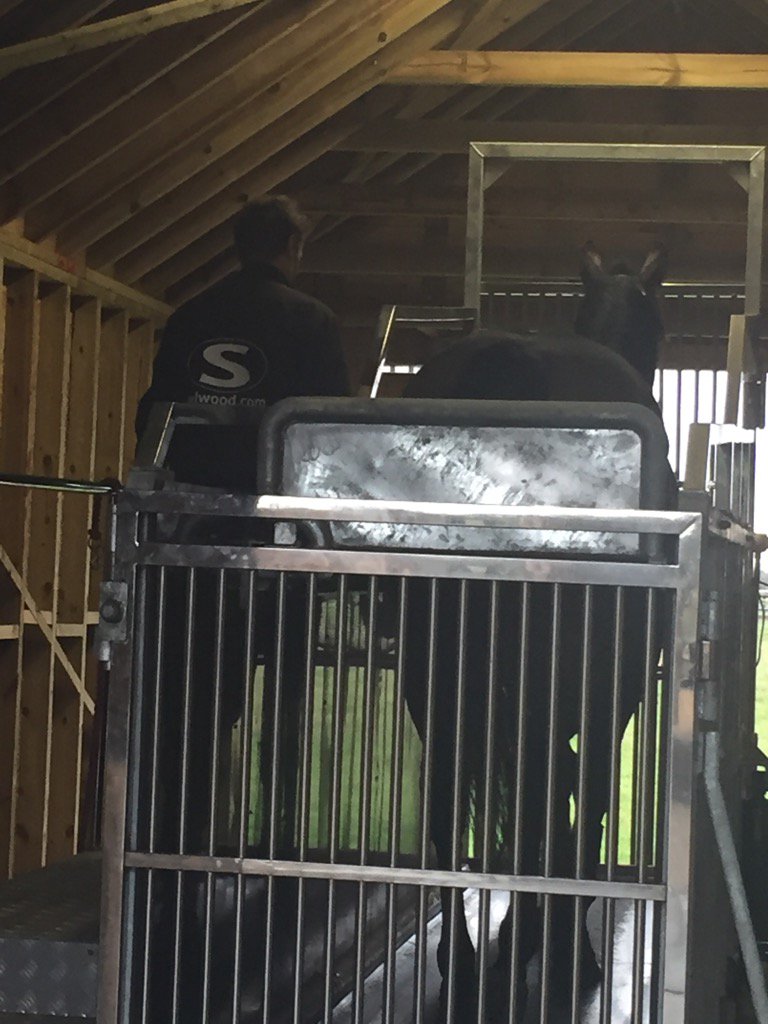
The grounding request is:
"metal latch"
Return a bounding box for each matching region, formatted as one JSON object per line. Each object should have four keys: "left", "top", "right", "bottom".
{"left": 696, "top": 639, "right": 719, "bottom": 732}
{"left": 96, "top": 581, "right": 128, "bottom": 650}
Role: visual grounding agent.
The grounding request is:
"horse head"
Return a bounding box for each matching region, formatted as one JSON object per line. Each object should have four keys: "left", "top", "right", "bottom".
{"left": 574, "top": 242, "right": 667, "bottom": 387}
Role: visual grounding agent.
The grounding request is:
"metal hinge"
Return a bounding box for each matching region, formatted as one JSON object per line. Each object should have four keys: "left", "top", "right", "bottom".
{"left": 700, "top": 590, "right": 721, "bottom": 641}
{"left": 696, "top": 638, "right": 719, "bottom": 732}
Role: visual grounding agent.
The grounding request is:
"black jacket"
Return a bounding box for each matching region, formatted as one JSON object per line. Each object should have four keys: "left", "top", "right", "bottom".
{"left": 136, "top": 263, "right": 350, "bottom": 490}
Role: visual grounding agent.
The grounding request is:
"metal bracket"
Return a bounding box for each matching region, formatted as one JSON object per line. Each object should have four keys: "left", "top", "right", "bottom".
{"left": 95, "top": 581, "right": 128, "bottom": 658}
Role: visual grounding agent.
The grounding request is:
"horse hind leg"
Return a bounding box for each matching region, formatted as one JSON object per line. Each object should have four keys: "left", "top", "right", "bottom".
{"left": 430, "top": 795, "right": 478, "bottom": 1022}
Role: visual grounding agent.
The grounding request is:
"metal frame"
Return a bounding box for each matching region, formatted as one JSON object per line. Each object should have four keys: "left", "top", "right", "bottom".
{"left": 98, "top": 492, "right": 702, "bottom": 1024}
{"left": 463, "top": 142, "right": 766, "bottom": 429}
{"left": 369, "top": 306, "right": 478, "bottom": 397}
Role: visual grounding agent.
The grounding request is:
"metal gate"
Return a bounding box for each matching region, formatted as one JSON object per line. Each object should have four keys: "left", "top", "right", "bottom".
{"left": 98, "top": 487, "right": 703, "bottom": 1024}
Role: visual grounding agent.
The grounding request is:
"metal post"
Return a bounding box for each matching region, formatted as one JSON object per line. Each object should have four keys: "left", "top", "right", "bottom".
{"left": 463, "top": 143, "right": 485, "bottom": 313}
{"left": 661, "top": 518, "right": 702, "bottom": 1023}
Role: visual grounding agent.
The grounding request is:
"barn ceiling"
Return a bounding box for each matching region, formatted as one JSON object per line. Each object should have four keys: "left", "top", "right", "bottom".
{"left": 2, "top": 0, "right": 768, "bottom": 317}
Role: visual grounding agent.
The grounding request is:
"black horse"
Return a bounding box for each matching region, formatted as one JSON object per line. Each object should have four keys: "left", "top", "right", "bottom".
{"left": 399, "top": 244, "right": 674, "bottom": 1023}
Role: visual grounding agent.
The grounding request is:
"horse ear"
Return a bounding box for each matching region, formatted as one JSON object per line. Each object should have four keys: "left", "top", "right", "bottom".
{"left": 580, "top": 242, "right": 606, "bottom": 286}
{"left": 639, "top": 245, "right": 668, "bottom": 290}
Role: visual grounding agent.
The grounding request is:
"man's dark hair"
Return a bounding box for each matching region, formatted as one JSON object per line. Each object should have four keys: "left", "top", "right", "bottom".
{"left": 233, "top": 195, "right": 309, "bottom": 267}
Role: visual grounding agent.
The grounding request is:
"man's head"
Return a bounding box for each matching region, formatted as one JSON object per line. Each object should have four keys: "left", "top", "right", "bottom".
{"left": 233, "top": 195, "right": 309, "bottom": 281}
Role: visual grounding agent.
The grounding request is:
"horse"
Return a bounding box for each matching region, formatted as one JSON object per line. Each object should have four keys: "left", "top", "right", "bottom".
{"left": 398, "top": 243, "right": 674, "bottom": 1023}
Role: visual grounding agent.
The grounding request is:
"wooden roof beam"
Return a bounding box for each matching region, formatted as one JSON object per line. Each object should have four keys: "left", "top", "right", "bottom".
{"left": 167, "top": 234, "right": 761, "bottom": 305}
{"left": 340, "top": 118, "right": 768, "bottom": 153}
{"left": 0, "top": 0, "right": 268, "bottom": 76}
{"left": 62, "top": 0, "right": 468, "bottom": 265}
{"left": 387, "top": 50, "right": 768, "bottom": 89}
{"left": 0, "top": 229, "right": 170, "bottom": 319}
{"left": 130, "top": 4, "right": 478, "bottom": 293}
{"left": 7, "top": 0, "right": 345, "bottom": 224}
{"left": 339, "top": 0, "right": 597, "bottom": 188}
{"left": 328, "top": 0, "right": 644, "bottom": 229}
{"left": 290, "top": 181, "right": 750, "bottom": 225}
{"left": 0, "top": 3, "right": 259, "bottom": 185}
{"left": 374, "top": 0, "right": 665, "bottom": 187}
{"left": 78, "top": 96, "right": 397, "bottom": 267}
{"left": 19, "top": 0, "right": 445, "bottom": 237}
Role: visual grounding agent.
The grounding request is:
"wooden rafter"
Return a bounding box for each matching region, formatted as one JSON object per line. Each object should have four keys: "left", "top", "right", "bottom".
{"left": 18, "top": 0, "right": 445, "bottom": 238}
{"left": 338, "top": 0, "right": 558, "bottom": 189}
{"left": 7, "top": 0, "right": 116, "bottom": 41}
{"left": 56, "top": 0, "right": 468, "bottom": 266}
{"left": 0, "top": 3, "right": 260, "bottom": 184}
{"left": 371, "top": 0, "right": 665, "bottom": 188}
{"left": 387, "top": 50, "right": 768, "bottom": 88}
{"left": 5, "top": 0, "right": 344, "bottom": 224}
{"left": 340, "top": 118, "right": 768, "bottom": 153}
{"left": 288, "top": 181, "right": 749, "bottom": 225}
{"left": 89, "top": 0, "right": 558, "bottom": 270}
{"left": 97, "top": 97, "right": 393, "bottom": 276}
{"left": 0, "top": 0, "right": 267, "bottom": 76}
{"left": 319, "top": 0, "right": 644, "bottom": 239}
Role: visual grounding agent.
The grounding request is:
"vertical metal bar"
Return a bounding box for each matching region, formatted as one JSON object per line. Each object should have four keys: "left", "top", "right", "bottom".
{"left": 140, "top": 567, "right": 167, "bottom": 1023}
{"left": 632, "top": 899, "right": 648, "bottom": 1024}
{"left": 293, "top": 574, "right": 318, "bottom": 1024}
{"left": 712, "top": 368, "right": 719, "bottom": 425}
{"left": 208, "top": 571, "right": 226, "bottom": 853}
{"left": 539, "top": 584, "right": 562, "bottom": 1024}
{"left": 507, "top": 582, "right": 531, "bottom": 1022}
{"left": 201, "top": 571, "right": 226, "bottom": 1024}
{"left": 414, "top": 580, "right": 438, "bottom": 1024}
{"left": 599, "top": 899, "right": 616, "bottom": 1024}
{"left": 444, "top": 580, "right": 469, "bottom": 1023}
{"left": 662, "top": 521, "right": 702, "bottom": 1023}
{"left": 353, "top": 577, "right": 379, "bottom": 1023}
{"left": 571, "top": 585, "right": 593, "bottom": 1024}
{"left": 477, "top": 580, "right": 500, "bottom": 1024}
{"left": 232, "top": 572, "right": 258, "bottom": 1024}
{"left": 675, "top": 370, "right": 683, "bottom": 475}
{"left": 638, "top": 591, "right": 657, "bottom": 884}
{"left": 606, "top": 589, "right": 624, "bottom": 882}
{"left": 171, "top": 568, "right": 196, "bottom": 1024}
{"left": 263, "top": 573, "right": 287, "bottom": 1024}
{"left": 98, "top": 505, "right": 140, "bottom": 1024}
{"left": 323, "top": 575, "right": 348, "bottom": 1023}
{"left": 147, "top": 568, "right": 166, "bottom": 853}
{"left": 464, "top": 144, "right": 485, "bottom": 313}
{"left": 745, "top": 150, "right": 765, "bottom": 318}
{"left": 383, "top": 579, "right": 408, "bottom": 1023}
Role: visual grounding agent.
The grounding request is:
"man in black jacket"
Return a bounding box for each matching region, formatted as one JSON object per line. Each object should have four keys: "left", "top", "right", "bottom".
{"left": 135, "top": 198, "right": 350, "bottom": 870}
{"left": 136, "top": 194, "right": 350, "bottom": 490}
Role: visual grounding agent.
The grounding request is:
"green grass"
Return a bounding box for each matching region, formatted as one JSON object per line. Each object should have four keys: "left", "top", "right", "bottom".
{"left": 237, "top": 604, "right": 768, "bottom": 865}
{"left": 756, "top": 623, "right": 768, "bottom": 756}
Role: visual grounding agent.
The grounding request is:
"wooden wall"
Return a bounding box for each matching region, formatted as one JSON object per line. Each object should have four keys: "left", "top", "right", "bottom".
{"left": 0, "top": 245, "right": 162, "bottom": 879}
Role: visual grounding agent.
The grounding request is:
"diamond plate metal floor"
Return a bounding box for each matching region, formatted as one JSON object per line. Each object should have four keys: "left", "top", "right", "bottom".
{"left": 0, "top": 853, "right": 100, "bottom": 1019}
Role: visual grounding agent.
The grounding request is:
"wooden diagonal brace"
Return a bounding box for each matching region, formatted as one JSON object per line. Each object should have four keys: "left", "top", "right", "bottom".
{"left": 0, "top": 544, "right": 96, "bottom": 715}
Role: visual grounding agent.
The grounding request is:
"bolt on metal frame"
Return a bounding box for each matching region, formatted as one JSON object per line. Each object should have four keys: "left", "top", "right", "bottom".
{"left": 98, "top": 491, "right": 703, "bottom": 1024}
{"left": 463, "top": 142, "right": 766, "bottom": 430}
